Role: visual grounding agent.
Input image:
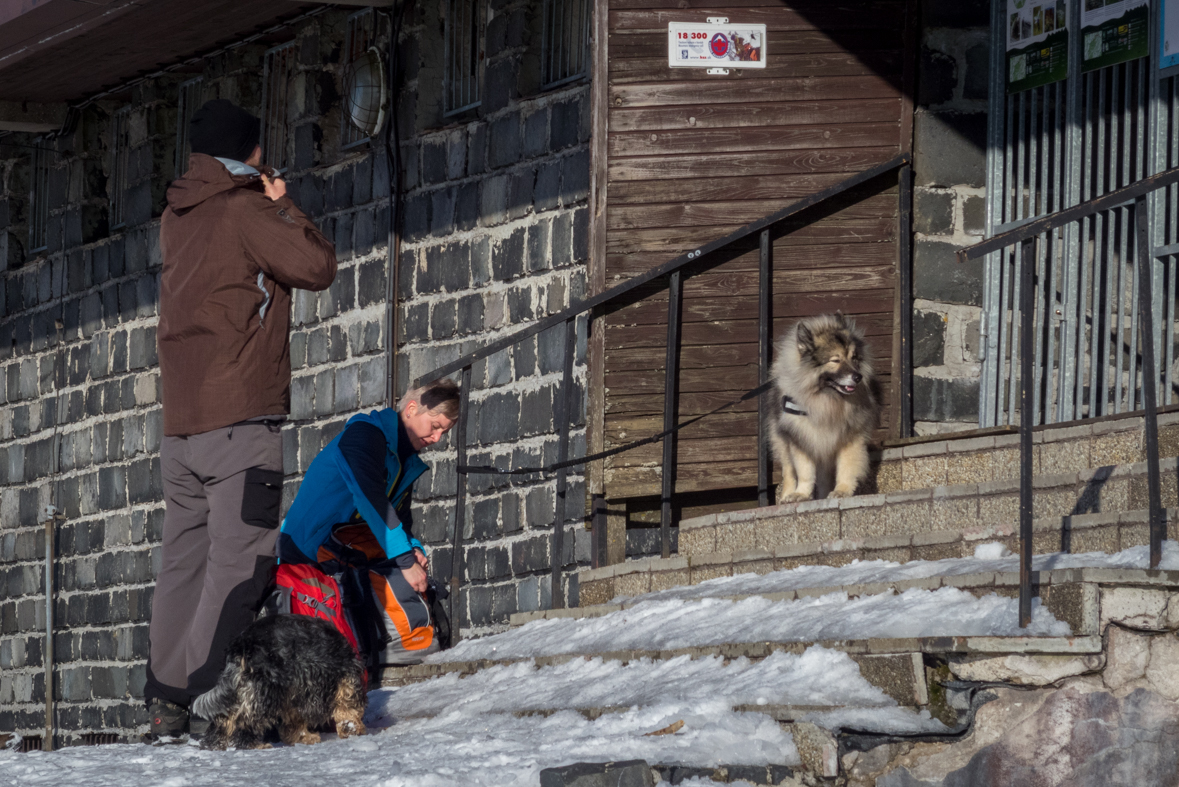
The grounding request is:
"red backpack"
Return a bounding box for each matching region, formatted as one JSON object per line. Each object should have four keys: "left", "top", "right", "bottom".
{"left": 273, "top": 563, "right": 361, "bottom": 655}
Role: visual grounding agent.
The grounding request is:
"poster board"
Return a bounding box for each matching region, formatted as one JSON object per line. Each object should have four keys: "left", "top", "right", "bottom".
{"left": 1083, "top": 0, "right": 1149, "bottom": 71}
{"left": 667, "top": 22, "right": 767, "bottom": 69}
{"left": 1008, "top": 0, "right": 1070, "bottom": 92}
{"left": 1162, "top": 0, "right": 1179, "bottom": 70}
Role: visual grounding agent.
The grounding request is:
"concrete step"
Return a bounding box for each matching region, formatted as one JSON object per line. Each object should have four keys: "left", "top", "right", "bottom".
{"left": 681, "top": 451, "right": 1179, "bottom": 560}
{"left": 578, "top": 508, "right": 1179, "bottom": 607}
{"left": 876, "top": 409, "right": 1179, "bottom": 494}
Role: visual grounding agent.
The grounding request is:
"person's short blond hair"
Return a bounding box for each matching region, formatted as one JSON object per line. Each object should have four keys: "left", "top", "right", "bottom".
{"left": 398, "top": 378, "right": 460, "bottom": 420}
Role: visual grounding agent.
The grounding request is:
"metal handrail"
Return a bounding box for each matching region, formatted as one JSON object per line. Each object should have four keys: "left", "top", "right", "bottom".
{"left": 416, "top": 153, "right": 913, "bottom": 632}
{"left": 957, "top": 163, "right": 1179, "bottom": 627}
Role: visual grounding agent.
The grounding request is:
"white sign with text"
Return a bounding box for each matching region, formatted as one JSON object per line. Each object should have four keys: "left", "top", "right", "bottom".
{"left": 667, "top": 22, "right": 767, "bottom": 68}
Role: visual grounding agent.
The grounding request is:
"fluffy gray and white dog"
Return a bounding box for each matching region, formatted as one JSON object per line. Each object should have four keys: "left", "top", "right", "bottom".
{"left": 769, "top": 314, "right": 881, "bottom": 503}
{"left": 191, "top": 614, "right": 367, "bottom": 750}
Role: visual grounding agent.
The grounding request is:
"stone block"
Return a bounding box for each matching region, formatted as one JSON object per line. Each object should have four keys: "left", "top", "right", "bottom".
{"left": 679, "top": 526, "right": 715, "bottom": 556}
{"left": 1090, "top": 429, "right": 1142, "bottom": 466}
{"left": 539, "top": 760, "right": 655, "bottom": 787}
{"left": 948, "top": 653, "right": 1104, "bottom": 685}
{"left": 1104, "top": 625, "right": 1151, "bottom": 690}
{"left": 614, "top": 571, "right": 650, "bottom": 599}
{"left": 578, "top": 578, "right": 612, "bottom": 607}
{"left": 1069, "top": 523, "right": 1120, "bottom": 554}
{"left": 1146, "top": 634, "right": 1179, "bottom": 700}
{"left": 792, "top": 723, "right": 838, "bottom": 778}
{"left": 489, "top": 113, "right": 522, "bottom": 169}
{"left": 913, "top": 374, "right": 981, "bottom": 422}
{"left": 905, "top": 455, "right": 948, "bottom": 489}
{"left": 690, "top": 564, "right": 732, "bottom": 584}
{"left": 918, "top": 46, "right": 957, "bottom": 107}
{"left": 914, "top": 239, "right": 984, "bottom": 306}
{"left": 714, "top": 522, "right": 757, "bottom": 553}
{"left": 946, "top": 451, "right": 992, "bottom": 486}
{"left": 913, "top": 309, "right": 947, "bottom": 367}
{"left": 914, "top": 110, "right": 986, "bottom": 189}
{"left": 876, "top": 460, "right": 903, "bottom": 493}
{"left": 930, "top": 495, "right": 978, "bottom": 530}
{"left": 1101, "top": 588, "right": 1176, "bottom": 632}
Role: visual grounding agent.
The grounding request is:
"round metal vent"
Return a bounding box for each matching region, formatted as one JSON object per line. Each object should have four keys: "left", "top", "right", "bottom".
{"left": 343, "top": 47, "right": 387, "bottom": 138}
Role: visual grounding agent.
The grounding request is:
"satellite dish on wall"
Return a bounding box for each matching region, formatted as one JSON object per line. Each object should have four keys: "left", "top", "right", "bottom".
{"left": 344, "top": 47, "right": 387, "bottom": 138}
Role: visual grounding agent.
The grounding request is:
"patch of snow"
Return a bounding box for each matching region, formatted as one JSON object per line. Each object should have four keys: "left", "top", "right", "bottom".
{"left": 370, "top": 648, "right": 896, "bottom": 721}
{"left": 610, "top": 541, "right": 1179, "bottom": 606}
{"left": 973, "top": 541, "right": 1011, "bottom": 560}
{"left": 432, "top": 588, "right": 1070, "bottom": 663}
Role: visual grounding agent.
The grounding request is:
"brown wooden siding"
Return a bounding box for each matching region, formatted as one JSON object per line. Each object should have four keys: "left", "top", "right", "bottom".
{"left": 600, "top": 0, "right": 913, "bottom": 501}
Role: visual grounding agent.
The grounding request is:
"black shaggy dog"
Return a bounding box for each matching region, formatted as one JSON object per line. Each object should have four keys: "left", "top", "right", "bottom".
{"left": 191, "top": 614, "right": 367, "bottom": 750}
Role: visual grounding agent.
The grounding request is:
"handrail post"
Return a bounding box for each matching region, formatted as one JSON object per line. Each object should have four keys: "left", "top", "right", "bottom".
{"left": 449, "top": 365, "right": 472, "bottom": 638}
{"left": 661, "top": 270, "right": 683, "bottom": 558}
{"left": 551, "top": 316, "right": 578, "bottom": 609}
{"left": 758, "top": 229, "right": 773, "bottom": 507}
{"left": 1135, "top": 196, "right": 1164, "bottom": 568}
{"left": 1019, "top": 237, "right": 1035, "bottom": 628}
{"left": 898, "top": 163, "right": 914, "bottom": 438}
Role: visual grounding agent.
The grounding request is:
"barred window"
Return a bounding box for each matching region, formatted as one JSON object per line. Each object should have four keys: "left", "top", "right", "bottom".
{"left": 109, "top": 106, "right": 132, "bottom": 230}
{"left": 542, "top": 0, "right": 590, "bottom": 88}
{"left": 341, "top": 8, "right": 377, "bottom": 150}
{"left": 444, "top": 0, "right": 485, "bottom": 116}
{"left": 28, "top": 138, "right": 49, "bottom": 254}
{"left": 261, "top": 41, "right": 297, "bottom": 170}
{"left": 175, "top": 76, "right": 206, "bottom": 177}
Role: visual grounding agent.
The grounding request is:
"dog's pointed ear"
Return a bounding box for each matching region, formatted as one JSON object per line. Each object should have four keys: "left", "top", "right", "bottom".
{"left": 834, "top": 311, "right": 848, "bottom": 328}
{"left": 796, "top": 322, "right": 814, "bottom": 353}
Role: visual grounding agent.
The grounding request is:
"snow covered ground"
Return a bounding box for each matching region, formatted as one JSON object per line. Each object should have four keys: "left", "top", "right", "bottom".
{"left": 1, "top": 703, "right": 797, "bottom": 787}
{"left": 5, "top": 543, "right": 1167, "bottom": 786}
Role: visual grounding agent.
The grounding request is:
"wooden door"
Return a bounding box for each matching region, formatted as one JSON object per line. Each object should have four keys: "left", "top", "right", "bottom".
{"left": 593, "top": 0, "right": 915, "bottom": 504}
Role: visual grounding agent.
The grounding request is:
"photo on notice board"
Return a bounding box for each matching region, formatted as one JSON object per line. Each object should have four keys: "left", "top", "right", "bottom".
{"left": 1008, "top": 0, "right": 1069, "bottom": 92}
{"left": 1082, "top": 0, "right": 1148, "bottom": 72}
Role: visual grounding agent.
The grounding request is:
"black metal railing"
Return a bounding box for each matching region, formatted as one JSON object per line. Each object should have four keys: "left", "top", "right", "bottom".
{"left": 958, "top": 163, "right": 1179, "bottom": 627}
{"left": 416, "top": 153, "right": 914, "bottom": 628}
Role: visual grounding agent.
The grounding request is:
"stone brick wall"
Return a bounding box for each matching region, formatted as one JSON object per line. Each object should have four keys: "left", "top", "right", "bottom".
{"left": 910, "top": 0, "right": 991, "bottom": 434}
{"left": 0, "top": 1, "right": 592, "bottom": 745}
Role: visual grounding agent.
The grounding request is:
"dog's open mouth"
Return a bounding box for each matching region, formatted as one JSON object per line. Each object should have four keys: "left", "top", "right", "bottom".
{"left": 830, "top": 382, "right": 857, "bottom": 395}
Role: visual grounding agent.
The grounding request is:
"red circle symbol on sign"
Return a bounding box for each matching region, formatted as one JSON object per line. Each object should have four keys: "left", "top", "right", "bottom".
{"left": 710, "top": 33, "right": 729, "bottom": 57}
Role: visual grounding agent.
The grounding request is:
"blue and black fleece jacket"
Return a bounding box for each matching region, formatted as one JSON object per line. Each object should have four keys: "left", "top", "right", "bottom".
{"left": 278, "top": 408, "right": 428, "bottom": 568}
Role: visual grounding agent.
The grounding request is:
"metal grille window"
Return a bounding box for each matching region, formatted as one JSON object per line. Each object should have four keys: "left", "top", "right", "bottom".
{"left": 261, "top": 41, "right": 297, "bottom": 169}
{"left": 542, "top": 0, "right": 590, "bottom": 88}
{"left": 341, "top": 9, "right": 377, "bottom": 149}
{"left": 444, "top": 0, "right": 484, "bottom": 116}
{"left": 109, "top": 106, "right": 132, "bottom": 230}
{"left": 28, "top": 138, "right": 49, "bottom": 253}
{"left": 980, "top": 1, "right": 1179, "bottom": 428}
{"left": 175, "top": 76, "right": 206, "bottom": 177}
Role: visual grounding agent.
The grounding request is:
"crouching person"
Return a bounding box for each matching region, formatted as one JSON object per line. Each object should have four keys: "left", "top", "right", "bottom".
{"left": 276, "top": 379, "right": 459, "bottom": 674}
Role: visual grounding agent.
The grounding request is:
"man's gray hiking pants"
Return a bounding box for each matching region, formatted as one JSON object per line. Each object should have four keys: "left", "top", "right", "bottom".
{"left": 145, "top": 420, "right": 283, "bottom": 709}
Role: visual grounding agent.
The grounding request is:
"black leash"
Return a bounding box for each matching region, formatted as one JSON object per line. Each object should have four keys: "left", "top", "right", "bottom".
{"left": 458, "top": 380, "right": 778, "bottom": 476}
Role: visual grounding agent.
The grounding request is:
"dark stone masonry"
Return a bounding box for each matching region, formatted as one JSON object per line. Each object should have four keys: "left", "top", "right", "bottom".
{"left": 0, "top": 2, "right": 590, "bottom": 744}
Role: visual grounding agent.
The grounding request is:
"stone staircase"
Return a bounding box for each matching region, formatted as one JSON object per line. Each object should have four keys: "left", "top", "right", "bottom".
{"left": 577, "top": 410, "right": 1179, "bottom": 605}
{"left": 381, "top": 561, "right": 1179, "bottom": 782}
{"left": 373, "top": 410, "right": 1179, "bottom": 784}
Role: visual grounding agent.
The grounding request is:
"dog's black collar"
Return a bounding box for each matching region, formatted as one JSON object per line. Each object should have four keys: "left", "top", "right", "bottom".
{"left": 782, "top": 395, "right": 808, "bottom": 417}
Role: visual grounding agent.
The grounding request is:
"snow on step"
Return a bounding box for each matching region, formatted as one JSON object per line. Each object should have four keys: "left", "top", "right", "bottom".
{"left": 602, "top": 541, "right": 1179, "bottom": 606}
{"left": 433, "top": 586, "right": 1070, "bottom": 665}
{"left": 371, "top": 646, "right": 947, "bottom": 735}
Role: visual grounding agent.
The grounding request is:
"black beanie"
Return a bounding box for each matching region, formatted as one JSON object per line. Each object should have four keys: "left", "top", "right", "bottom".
{"left": 189, "top": 99, "right": 261, "bottom": 162}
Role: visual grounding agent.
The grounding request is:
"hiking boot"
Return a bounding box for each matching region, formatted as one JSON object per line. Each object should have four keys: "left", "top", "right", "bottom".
{"left": 147, "top": 699, "right": 188, "bottom": 740}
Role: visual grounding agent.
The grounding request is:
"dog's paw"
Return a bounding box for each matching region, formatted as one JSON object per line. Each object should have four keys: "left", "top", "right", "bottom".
{"left": 829, "top": 487, "right": 856, "bottom": 498}
{"left": 336, "top": 720, "right": 366, "bottom": 739}
{"left": 781, "top": 492, "right": 811, "bottom": 503}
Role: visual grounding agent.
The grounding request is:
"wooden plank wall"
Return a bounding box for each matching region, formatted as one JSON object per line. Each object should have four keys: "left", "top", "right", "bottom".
{"left": 601, "top": 0, "right": 913, "bottom": 501}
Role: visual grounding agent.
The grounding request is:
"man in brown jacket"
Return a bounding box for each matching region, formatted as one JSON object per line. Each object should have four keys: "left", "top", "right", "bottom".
{"left": 146, "top": 99, "right": 337, "bottom": 739}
